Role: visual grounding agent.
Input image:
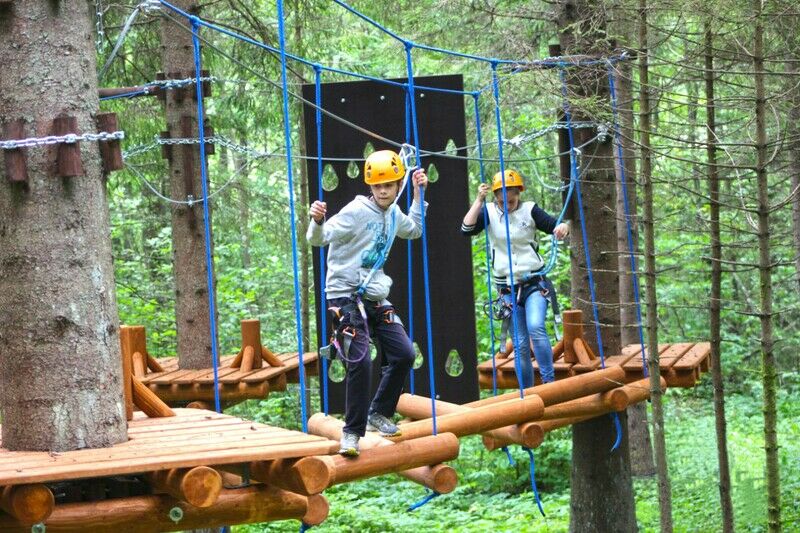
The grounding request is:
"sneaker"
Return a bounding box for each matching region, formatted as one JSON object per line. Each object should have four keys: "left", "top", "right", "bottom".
{"left": 339, "top": 431, "right": 360, "bottom": 457}
{"left": 367, "top": 412, "right": 402, "bottom": 437}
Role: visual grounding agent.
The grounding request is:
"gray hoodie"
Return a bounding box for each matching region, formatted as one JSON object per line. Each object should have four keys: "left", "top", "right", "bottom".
{"left": 307, "top": 195, "right": 428, "bottom": 301}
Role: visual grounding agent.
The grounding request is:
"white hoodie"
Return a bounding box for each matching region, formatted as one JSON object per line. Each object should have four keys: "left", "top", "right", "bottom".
{"left": 307, "top": 195, "right": 428, "bottom": 301}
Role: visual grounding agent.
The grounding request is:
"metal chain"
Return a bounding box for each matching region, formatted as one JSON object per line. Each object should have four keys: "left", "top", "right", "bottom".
{"left": 505, "top": 121, "right": 601, "bottom": 148}
{"left": 146, "top": 76, "right": 217, "bottom": 91}
{"left": 95, "top": 0, "right": 105, "bottom": 50}
{"left": 0, "top": 131, "right": 124, "bottom": 150}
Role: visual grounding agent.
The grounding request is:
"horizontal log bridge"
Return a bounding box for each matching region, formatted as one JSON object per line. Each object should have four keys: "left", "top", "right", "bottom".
{"left": 390, "top": 395, "right": 545, "bottom": 442}
{"left": 0, "top": 485, "right": 328, "bottom": 532}
{"left": 145, "top": 466, "right": 222, "bottom": 508}
{"left": 0, "top": 484, "right": 54, "bottom": 525}
{"left": 148, "top": 382, "right": 268, "bottom": 402}
{"left": 306, "top": 414, "right": 458, "bottom": 494}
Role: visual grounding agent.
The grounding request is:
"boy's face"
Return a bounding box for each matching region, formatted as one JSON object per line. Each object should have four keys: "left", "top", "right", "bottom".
{"left": 370, "top": 181, "right": 401, "bottom": 210}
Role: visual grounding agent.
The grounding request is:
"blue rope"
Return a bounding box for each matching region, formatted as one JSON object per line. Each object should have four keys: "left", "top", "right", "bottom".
{"left": 314, "top": 66, "right": 330, "bottom": 416}
{"left": 407, "top": 490, "right": 441, "bottom": 512}
{"left": 99, "top": 89, "right": 151, "bottom": 101}
{"left": 490, "top": 61, "right": 526, "bottom": 398}
{"left": 404, "top": 44, "right": 438, "bottom": 434}
{"left": 190, "top": 19, "right": 222, "bottom": 414}
{"left": 610, "top": 411, "right": 623, "bottom": 452}
{"left": 502, "top": 445, "right": 515, "bottom": 466}
{"left": 607, "top": 64, "right": 648, "bottom": 377}
{"left": 472, "top": 92, "right": 498, "bottom": 396}
{"left": 405, "top": 90, "right": 416, "bottom": 396}
{"left": 522, "top": 447, "right": 546, "bottom": 517}
{"left": 276, "top": 0, "right": 308, "bottom": 432}
{"left": 558, "top": 67, "right": 623, "bottom": 448}
{"left": 299, "top": 522, "right": 311, "bottom": 533}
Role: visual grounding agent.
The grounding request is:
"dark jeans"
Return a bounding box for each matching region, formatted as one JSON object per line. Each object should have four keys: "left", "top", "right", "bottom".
{"left": 328, "top": 297, "right": 415, "bottom": 437}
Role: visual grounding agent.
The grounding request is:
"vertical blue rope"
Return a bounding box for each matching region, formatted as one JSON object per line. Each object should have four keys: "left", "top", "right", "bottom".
{"left": 472, "top": 92, "right": 499, "bottom": 396}
{"left": 502, "top": 445, "right": 515, "bottom": 466}
{"left": 404, "top": 42, "right": 438, "bottom": 434}
{"left": 407, "top": 490, "right": 440, "bottom": 511}
{"left": 276, "top": 0, "right": 308, "bottom": 432}
{"left": 190, "top": 19, "right": 221, "bottom": 413}
{"left": 522, "top": 447, "right": 546, "bottom": 517}
{"left": 405, "top": 88, "right": 416, "bottom": 395}
{"left": 490, "top": 61, "right": 526, "bottom": 398}
{"left": 559, "top": 67, "right": 623, "bottom": 449}
{"left": 607, "top": 64, "right": 648, "bottom": 377}
{"left": 314, "top": 66, "right": 330, "bottom": 416}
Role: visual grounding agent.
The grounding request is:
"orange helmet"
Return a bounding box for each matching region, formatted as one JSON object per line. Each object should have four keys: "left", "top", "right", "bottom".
{"left": 364, "top": 150, "right": 405, "bottom": 185}
{"left": 491, "top": 169, "right": 525, "bottom": 192}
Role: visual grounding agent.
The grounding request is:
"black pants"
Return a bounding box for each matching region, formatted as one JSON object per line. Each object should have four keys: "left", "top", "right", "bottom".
{"left": 328, "top": 297, "right": 415, "bottom": 437}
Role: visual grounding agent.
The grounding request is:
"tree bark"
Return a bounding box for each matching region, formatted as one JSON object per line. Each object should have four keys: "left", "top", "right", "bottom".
{"left": 704, "top": 25, "right": 735, "bottom": 533}
{"left": 0, "top": 0, "right": 127, "bottom": 451}
{"left": 557, "top": 2, "right": 636, "bottom": 531}
{"left": 751, "top": 2, "right": 781, "bottom": 530}
{"left": 638, "top": 1, "right": 673, "bottom": 529}
{"left": 159, "top": 0, "right": 217, "bottom": 369}
{"left": 788, "top": 61, "right": 800, "bottom": 296}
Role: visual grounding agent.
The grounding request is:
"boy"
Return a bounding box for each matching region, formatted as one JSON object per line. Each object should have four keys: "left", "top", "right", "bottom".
{"left": 307, "top": 149, "right": 428, "bottom": 456}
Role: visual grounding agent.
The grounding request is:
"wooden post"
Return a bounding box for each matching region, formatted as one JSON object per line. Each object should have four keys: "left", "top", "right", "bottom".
{"left": 132, "top": 351, "right": 147, "bottom": 378}
{"left": 231, "top": 320, "right": 285, "bottom": 369}
{"left": 119, "top": 327, "right": 135, "bottom": 421}
{"left": 96, "top": 113, "right": 123, "bottom": 175}
{"left": 561, "top": 309, "right": 584, "bottom": 363}
{"left": 53, "top": 115, "right": 82, "bottom": 177}
{"left": 0, "top": 484, "right": 55, "bottom": 525}
{"left": 307, "top": 414, "right": 459, "bottom": 494}
{"left": 2, "top": 119, "right": 28, "bottom": 183}
{"left": 132, "top": 376, "right": 176, "bottom": 418}
{"left": 0, "top": 485, "right": 328, "bottom": 532}
{"left": 145, "top": 466, "right": 222, "bottom": 508}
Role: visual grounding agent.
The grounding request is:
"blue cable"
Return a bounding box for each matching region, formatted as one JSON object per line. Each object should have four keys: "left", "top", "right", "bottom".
{"left": 405, "top": 89, "right": 416, "bottom": 396}
{"left": 610, "top": 410, "right": 623, "bottom": 452}
{"left": 501, "top": 445, "right": 515, "bottom": 466}
{"left": 314, "top": 66, "right": 330, "bottom": 416}
{"left": 490, "top": 61, "right": 526, "bottom": 398}
{"left": 299, "top": 523, "right": 311, "bottom": 533}
{"left": 404, "top": 43, "right": 438, "bottom": 434}
{"left": 558, "top": 67, "right": 623, "bottom": 448}
{"left": 276, "top": 0, "right": 308, "bottom": 432}
{"left": 522, "top": 447, "right": 546, "bottom": 517}
{"left": 607, "top": 64, "right": 648, "bottom": 377}
{"left": 407, "top": 490, "right": 441, "bottom": 512}
{"left": 472, "top": 92, "right": 498, "bottom": 396}
{"left": 190, "top": 19, "right": 222, "bottom": 414}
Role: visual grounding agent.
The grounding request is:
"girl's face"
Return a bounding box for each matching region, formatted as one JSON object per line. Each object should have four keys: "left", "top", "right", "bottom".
{"left": 370, "top": 181, "right": 401, "bottom": 209}
{"left": 494, "top": 186, "right": 521, "bottom": 212}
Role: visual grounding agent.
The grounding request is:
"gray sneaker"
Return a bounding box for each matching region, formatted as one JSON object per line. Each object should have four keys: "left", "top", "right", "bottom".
{"left": 367, "top": 412, "right": 402, "bottom": 437}
{"left": 339, "top": 431, "right": 360, "bottom": 457}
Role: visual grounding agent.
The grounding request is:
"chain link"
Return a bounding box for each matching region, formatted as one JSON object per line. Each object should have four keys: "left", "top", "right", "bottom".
{"left": 95, "top": 0, "right": 105, "bottom": 50}
{"left": 0, "top": 131, "right": 124, "bottom": 150}
{"left": 146, "top": 76, "right": 217, "bottom": 91}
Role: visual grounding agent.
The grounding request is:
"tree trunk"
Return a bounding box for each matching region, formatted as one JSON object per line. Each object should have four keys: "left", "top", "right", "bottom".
{"left": 751, "top": 2, "right": 781, "bottom": 530}
{"left": 638, "top": 1, "right": 673, "bottom": 530}
{"left": 614, "top": 53, "right": 656, "bottom": 479}
{"left": 557, "top": 3, "right": 636, "bottom": 531}
{"left": 159, "top": 0, "right": 217, "bottom": 369}
{"left": 0, "top": 0, "right": 127, "bottom": 451}
{"left": 788, "top": 60, "right": 800, "bottom": 296}
{"left": 704, "top": 25, "right": 735, "bottom": 533}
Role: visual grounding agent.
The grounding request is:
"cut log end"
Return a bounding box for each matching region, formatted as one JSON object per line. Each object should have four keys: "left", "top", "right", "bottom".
{"left": 0, "top": 484, "right": 55, "bottom": 524}
{"left": 303, "top": 494, "right": 330, "bottom": 526}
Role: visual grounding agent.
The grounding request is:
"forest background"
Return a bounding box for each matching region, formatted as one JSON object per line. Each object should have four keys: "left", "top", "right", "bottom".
{"left": 95, "top": 0, "right": 799, "bottom": 531}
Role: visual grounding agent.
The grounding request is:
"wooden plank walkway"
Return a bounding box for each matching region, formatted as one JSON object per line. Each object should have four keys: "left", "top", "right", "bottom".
{"left": 0, "top": 409, "right": 338, "bottom": 486}
{"left": 139, "top": 351, "right": 319, "bottom": 405}
{"left": 477, "top": 341, "right": 711, "bottom": 390}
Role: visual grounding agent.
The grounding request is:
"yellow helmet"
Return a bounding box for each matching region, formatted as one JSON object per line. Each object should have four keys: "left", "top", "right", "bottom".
{"left": 491, "top": 169, "right": 525, "bottom": 192}
{"left": 364, "top": 150, "right": 405, "bottom": 185}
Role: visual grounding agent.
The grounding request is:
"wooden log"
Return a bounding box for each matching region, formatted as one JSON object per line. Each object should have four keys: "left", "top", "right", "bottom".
{"left": 572, "top": 337, "right": 595, "bottom": 365}
{"left": 240, "top": 319, "right": 263, "bottom": 370}
{"left": 132, "top": 376, "right": 176, "bottom": 418}
{"left": 240, "top": 346, "right": 256, "bottom": 373}
{"left": 150, "top": 381, "right": 268, "bottom": 403}
{"left": 561, "top": 309, "right": 584, "bottom": 363}
{"left": 0, "top": 484, "right": 54, "bottom": 524}
{"left": 119, "top": 327, "right": 135, "bottom": 421}
{"left": 95, "top": 113, "right": 123, "bottom": 174}
{"left": 307, "top": 414, "right": 458, "bottom": 494}
{"left": 261, "top": 344, "right": 286, "bottom": 368}
{"left": 396, "top": 394, "right": 542, "bottom": 447}
{"left": 146, "top": 355, "right": 165, "bottom": 373}
{"left": 0, "top": 485, "right": 327, "bottom": 532}
{"left": 145, "top": 466, "right": 222, "bottom": 508}
{"left": 552, "top": 338, "right": 565, "bottom": 359}
{"left": 230, "top": 349, "right": 244, "bottom": 368}
{"left": 2, "top": 119, "right": 28, "bottom": 183}
{"left": 539, "top": 387, "right": 629, "bottom": 420}
{"left": 186, "top": 401, "right": 213, "bottom": 410}
{"left": 132, "top": 351, "right": 147, "bottom": 378}
{"left": 390, "top": 395, "right": 544, "bottom": 442}
{"left": 53, "top": 115, "right": 82, "bottom": 177}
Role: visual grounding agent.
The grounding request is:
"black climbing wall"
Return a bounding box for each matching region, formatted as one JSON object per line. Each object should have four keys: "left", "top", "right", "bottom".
{"left": 301, "top": 74, "right": 479, "bottom": 409}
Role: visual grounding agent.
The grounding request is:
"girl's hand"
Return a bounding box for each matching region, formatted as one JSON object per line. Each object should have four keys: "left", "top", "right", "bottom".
{"left": 476, "top": 183, "right": 490, "bottom": 202}
{"left": 412, "top": 168, "right": 428, "bottom": 200}
{"left": 310, "top": 200, "right": 327, "bottom": 223}
{"left": 554, "top": 222, "right": 569, "bottom": 240}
